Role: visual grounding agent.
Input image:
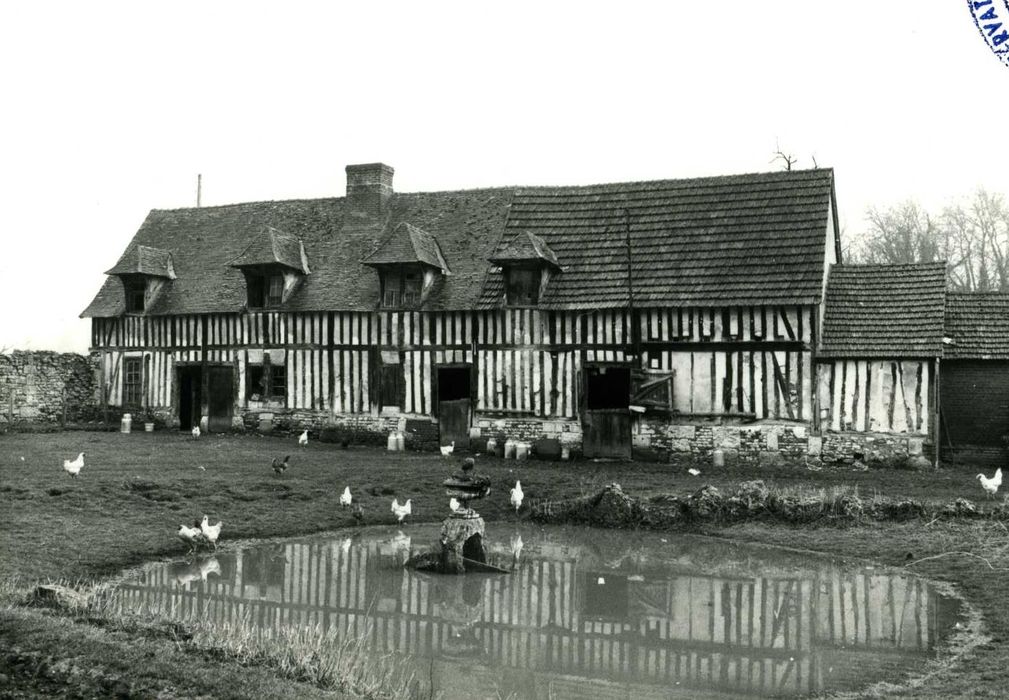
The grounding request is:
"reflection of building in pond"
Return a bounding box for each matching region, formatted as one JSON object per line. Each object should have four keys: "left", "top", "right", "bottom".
{"left": 116, "top": 534, "right": 952, "bottom": 698}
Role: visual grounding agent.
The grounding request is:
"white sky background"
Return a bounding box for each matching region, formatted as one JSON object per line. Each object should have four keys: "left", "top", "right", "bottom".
{"left": 1, "top": 2, "right": 1007, "bottom": 353}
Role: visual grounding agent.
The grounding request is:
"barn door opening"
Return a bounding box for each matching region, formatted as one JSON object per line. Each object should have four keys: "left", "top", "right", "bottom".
{"left": 207, "top": 366, "right": 235, "bottom": 433}
{"left": 582, "top": 364, "right": 632, "bottom": 459}
{"left": 437, "top": 365, "right": 471, "bottom": 450}
{"left": 178, "top": 366, "right": 202, "bottom": 431}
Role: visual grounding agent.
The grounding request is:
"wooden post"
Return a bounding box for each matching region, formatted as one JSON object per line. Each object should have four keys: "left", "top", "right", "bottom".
{"left": 933, "top": 357, "right": 941, "bottom": 469}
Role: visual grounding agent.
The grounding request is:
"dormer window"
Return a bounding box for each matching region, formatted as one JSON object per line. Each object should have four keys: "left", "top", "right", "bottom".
{"left": 489, "top": 231, "right": 562, "bottom": 308}
{"left": 104, "top": 245, "right": 177, "bottom": 316}
{"left": 505, "top": 267, "right": 539, "bottom": 306}
{"left": 247, "top": 271, "right": 285, "bottom": 309}
{"left": 362, "top": 222, "right": 451, "bottom": 309}
{"left": 124, "top": 278, "right": 147, "bottom": 313}
{"left": 228, "top": 226, "right": 311, "bottom": 310}
{"left": 381, "top": 267, "right": 424, "bottom": 308}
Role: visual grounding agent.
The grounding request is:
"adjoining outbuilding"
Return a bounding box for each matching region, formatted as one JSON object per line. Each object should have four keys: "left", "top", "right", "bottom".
{"left": 816, "top": 263, "right": 946, "bottom": 467}
{"left": 941, "top": 292, "right": 1009, "bottom": 464}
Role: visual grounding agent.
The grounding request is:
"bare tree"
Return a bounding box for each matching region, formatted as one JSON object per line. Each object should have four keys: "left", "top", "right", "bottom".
{"left": 770, "top": 140, "right": 797, "bottom": 171}
{"left": 941, "top": 189, "right": 1009, "bottom": 291}
{"left": 851, "top": 189, "right": 1009, "bottom": 291}
{"left": 854, "top": 201, "right": 943, "bottom": 265}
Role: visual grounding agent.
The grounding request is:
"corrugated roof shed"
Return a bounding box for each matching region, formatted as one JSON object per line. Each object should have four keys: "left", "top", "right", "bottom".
{"left": 83, "top": 168, "right": 836, "bottom": 317}
{"left": 944, "top": 293, "right": 1009, "bottom": 359}
{"left": 478, "top": 168, "right": 836, "bottom": 309}
{"left": 819, "top": 262, "right": 947, "bottom": 358}
{"left": 228, "top": 226, "right": 310, "bottom": 274}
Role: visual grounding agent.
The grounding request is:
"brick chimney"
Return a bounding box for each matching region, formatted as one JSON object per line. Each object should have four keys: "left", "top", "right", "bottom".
{"left": 345, "top": 163, "right": 394, "bottom": 214}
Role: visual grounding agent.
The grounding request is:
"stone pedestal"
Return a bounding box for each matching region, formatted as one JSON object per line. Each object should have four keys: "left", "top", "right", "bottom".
{"left": 439, "top": 511, "right": 486, "bottom": 574}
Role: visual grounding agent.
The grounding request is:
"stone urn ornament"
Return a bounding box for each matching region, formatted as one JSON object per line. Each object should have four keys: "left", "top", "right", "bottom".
{"left": 406, "top": 457, "right": 510, "bottom": 575}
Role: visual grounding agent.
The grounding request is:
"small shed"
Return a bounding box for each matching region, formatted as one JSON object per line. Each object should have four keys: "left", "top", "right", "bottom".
{"left": 817, "top": 263, "right": 946, "bottom": 452}
{"left": 941, "top": 293, "right": 1009, "bottom": 461}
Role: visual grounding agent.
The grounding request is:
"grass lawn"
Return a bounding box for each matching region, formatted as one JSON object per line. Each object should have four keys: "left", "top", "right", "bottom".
{"left": 1, "top": 429, "right": 1007, "bottom": 698}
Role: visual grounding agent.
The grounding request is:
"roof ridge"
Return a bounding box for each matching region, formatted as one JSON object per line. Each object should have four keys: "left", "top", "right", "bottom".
{"left": 514, "top": 167, "right": 833, "bottom": 194}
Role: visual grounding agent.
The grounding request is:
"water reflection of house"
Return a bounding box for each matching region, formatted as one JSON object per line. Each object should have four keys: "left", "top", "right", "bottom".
{"left": 118, "top": 535, "right": 951, "bottom": 698}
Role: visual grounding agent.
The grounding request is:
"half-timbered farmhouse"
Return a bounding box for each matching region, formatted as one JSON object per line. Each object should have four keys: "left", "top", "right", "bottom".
{"left": 90, "top": 162, "right": 955, "bottom": 462}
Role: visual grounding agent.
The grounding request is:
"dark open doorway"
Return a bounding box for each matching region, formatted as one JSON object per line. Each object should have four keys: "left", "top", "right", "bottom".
{"left": 207, "top": 366, "right": 235, "bottom": 432}
{"left": 582, "top": 364, "right": 632, "bottom": 458}
{"left": 178, "top": 366, "right": 202, "bottom": 431}
{"left": 437, "top": 365, "right": 472, "bottom": 449}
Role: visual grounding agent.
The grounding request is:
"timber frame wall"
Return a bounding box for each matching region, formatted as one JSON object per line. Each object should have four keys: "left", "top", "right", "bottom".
{"left": 91, "top": 303, "right": 817, "bottom": 426}
{"left": 815, "top": 359, "right": 936, "bottom": 437}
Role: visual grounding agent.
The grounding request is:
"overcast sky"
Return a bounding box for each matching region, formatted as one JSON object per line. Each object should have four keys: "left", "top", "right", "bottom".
{"left": 2, "top": 2, "right": 1007, "bottom": 353}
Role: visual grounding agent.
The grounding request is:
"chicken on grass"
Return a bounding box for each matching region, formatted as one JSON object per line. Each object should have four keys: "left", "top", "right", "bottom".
{"left": 391, "top": 498, "right": 412, "bottom": 523}
{"left": 200, "top": 515, "right": 223, "bottom": 549}
{"left": 510, "top": 481, "right": 524, "bottom": 512}
{"left": 977, "top": 468, "right": 1003, "bottom": 499}
{"left": 272, "top": 455, "right": 290, "bottom": 476}
{"left": 62, "top": 452, "right": 85, "bottom": 478}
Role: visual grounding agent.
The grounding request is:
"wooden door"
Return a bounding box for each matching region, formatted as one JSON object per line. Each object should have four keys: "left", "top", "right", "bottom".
{"left": 207, "top": 366, "right": 234, "bottom": 432}
{"left": 582, "top": 365, "right": 632, "bottom": 459}
{"left": 437, "top": 365, "right": 471, "bottom": 450}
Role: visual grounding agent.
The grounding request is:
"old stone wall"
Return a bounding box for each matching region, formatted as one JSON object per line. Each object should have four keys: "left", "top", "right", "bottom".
{"left": 0, "top": 351, "right": 99, "bottom": 424}
{"left": 200, "top": 400, "right": 935, "bottom": 468}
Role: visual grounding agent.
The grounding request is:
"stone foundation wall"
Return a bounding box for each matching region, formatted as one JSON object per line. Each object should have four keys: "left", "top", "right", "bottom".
{"left": 161, "top": 399, "right": 936, "bottom": 468}
{"left": 821, "top": 431, "right": 932, "bottom": 468}
{"left": 634, "top": 417, "right": 811, "bottom": 465}
{"left": 0, "top": 351, "right": 99, "bottom": 424}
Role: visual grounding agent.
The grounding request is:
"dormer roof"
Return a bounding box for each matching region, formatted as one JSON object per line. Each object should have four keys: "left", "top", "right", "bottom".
{"left": 488, "top": 231, "right": 561, "bottom": 269}
{"left": 228, "top": 225, "right": 310, "bottom": 274}
{"left": 361, "top": 222, "right": 450, "bottom": 273}
{"left": 104, "top": 245, "right": 176, "bottom": 279}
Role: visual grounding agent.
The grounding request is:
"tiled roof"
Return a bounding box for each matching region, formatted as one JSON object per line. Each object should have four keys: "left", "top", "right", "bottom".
{"left": 82, "top": 188, "right": 512, "bottom": 317}
{"left": 82, "top": 168, "right": 837, "bottom": 317}
{"left": 361, "top": 222, "right": 450, "bottom": 271}
{"left": 104, "top": 245, "right": 176, "bottom": 279}
{"left": 489, "top": 231, "right": 561, "bottom": 268}
{"left": 944, "top": 293, "right": 1009, "bottom": 359}
{"left": 228, "top": 226, "right": 310, "bottom": 274}
{"left": 478, "top": 168, "right": 836, "bottom": 309}
{"left": 819, "top": 263, "right": 947, "bottom": 358}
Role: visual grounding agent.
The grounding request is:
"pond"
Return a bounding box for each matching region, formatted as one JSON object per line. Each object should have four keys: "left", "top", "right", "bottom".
{"left": 113, "top": 525, "right": 961, "bottom": 699}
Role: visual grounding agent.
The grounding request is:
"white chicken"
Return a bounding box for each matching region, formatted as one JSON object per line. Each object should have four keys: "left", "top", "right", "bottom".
{"left": 440, "top": 441, "right": 455, "bottom": 457}
{"left": 391, "top": 498, "right": 412, "bottom": 523}
{"left": 510, "top": 480, "right": 524, "bottom": 512}
{"left": 62, "top": 452, "right": 85, "bottom": 478}
{"left": 177, "top": 523, "right": 205, "bottom": 553}
{"left": 200, "top": 514, "right": 223, "bottom": 549}
{"left": 191, "top": 425, "right": 201, "bottom": 439}
{"left": 340, "top": 486, "right": 353, "bottom": 508}
{"left": 449, "top": 497, "right": 461, "bottom": 512}
{"left": 298, "top": 430, "right": 309, "bottom": 447}
{"left": 510, "top": 533, "right": 524, "bottom": 563}
{"left": 977, "top": 468, "right": 1003, "bottom": 498}
{"left": 688, "top": 468, "right": 701, "bottom": 476}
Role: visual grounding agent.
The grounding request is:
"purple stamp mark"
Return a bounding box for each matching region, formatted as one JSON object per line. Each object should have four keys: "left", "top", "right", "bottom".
{"left": 969, "top": 0, "right": 1009, "bottom": 67}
